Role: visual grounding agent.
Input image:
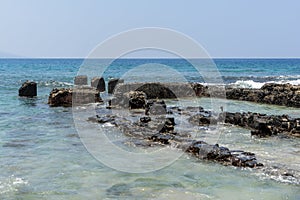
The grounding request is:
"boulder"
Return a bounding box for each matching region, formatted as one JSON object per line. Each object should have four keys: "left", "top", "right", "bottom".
{"left": 48, "top": 86, "right": 102, "bottom": 107}
{"left": 108, "top": 78, "right": 124, "bottom": 94}
{"left": 145, "top": 100, "right": 167, "bottom": 115}
{"left": 48, "top": 88, "right": 72, "bottom": 107}
{"left": 110, "top": 91, "right": 146, "bottom": 109}
{"left": 19, "top": 81, "right": 37, "bottom": 97}
{"left": 128, "top": 91, "right": 146, "bottom": 109}
{"left": 74, "top": 75, "right": 88, "bottom": 85}
{"left": 91, "top": 77, "right": 105, "bottom": 92}
{"left": 136, "top": 83, "right": 177, "bottom": 99}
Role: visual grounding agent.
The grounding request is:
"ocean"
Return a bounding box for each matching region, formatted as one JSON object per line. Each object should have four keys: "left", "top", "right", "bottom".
{"left": 0, "top": 58, "right": 299, "bottom": 199}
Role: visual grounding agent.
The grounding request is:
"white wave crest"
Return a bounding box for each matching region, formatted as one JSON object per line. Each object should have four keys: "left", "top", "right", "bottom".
{"left": 230, "top": 79, "right": 300, "bottom": 89}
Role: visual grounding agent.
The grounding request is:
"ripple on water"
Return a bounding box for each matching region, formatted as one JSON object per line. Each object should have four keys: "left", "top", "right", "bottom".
{"left": 0, "top": 176, "right": 28, "bottom": 196}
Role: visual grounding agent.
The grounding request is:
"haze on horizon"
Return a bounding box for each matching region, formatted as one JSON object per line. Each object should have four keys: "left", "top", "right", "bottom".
{"left": 0, "top": 0, "right": 299, "bottom": 58}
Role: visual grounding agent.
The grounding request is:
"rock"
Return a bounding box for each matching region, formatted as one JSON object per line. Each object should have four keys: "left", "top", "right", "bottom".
{"left": 128, "top": 91, "right": 146, "bottom": 109}
{"left": 110, "top": 91, "right": 146, "bottom": 109}
{"left": 158, "top": 117, "right": 175, "bottom": 133}
{"left": 48, "top": 86, "right": 102, "bottom": 107}
{"left": 224, "top": 83, "right": 300, "bottom": 107}
{"left": 136, "top": 83, "right": 177, "bottom": 99}
{"left": 150, "top": 133, "right": 174, "bottom": 144}
{"left": 114, "top": 82, "right": 196, "bottom": 99}
{"left": 73, "top": 86, "right": 102, "bottom": 105}
{"left": 19, "top": 81, "right": 37, "bottom": 97}
{"left": 145, "top": 100, "right": 167, "bottom": 115}
{"left": 108, "top": 78, "right": 124, "bottom": 94}
{"left": 188, "top": 114, "right": 212, "bottom": 126}
{"left": 90, "top": 106, "right": 264, "bottom": 168}
{"left": 91, "top": 77, "right": 105, "bottom": 92}
{"left": 48, "top": 88, "right": 72, "bottom": 107}
{"left": 186, "top": 141, "right": 262, "bottom": 167}
{"left": 74, "top": 75, "right": 88, "bottom": 85}
{"left": 140, "top": 116, "right": 151, "bottom": 123}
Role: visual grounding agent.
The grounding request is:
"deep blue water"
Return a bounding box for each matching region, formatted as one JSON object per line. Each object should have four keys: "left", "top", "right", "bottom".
{"left": 0, "top": 59, "right": 299, "bottom": 199}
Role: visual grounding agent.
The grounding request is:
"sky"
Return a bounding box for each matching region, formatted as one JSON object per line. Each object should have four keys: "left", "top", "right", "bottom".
{"left": 0, "top": 0, "right": 299, "bottom": 58}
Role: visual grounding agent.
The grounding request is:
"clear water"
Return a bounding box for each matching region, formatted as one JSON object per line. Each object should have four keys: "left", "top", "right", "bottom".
{"left": 0, "top": 59, "right": 299, "bottom": 199}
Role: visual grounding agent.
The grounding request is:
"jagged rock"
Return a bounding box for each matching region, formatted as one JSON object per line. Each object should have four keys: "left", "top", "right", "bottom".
{"left": 186, "top": 141, "right": 263, "bottom": 168}
{"left": 140, "top": 116, "right": 151, "bottom": 123}
{"left": 158, "top": 117, "right": 175, "bottom": 133}
{"left": 74, "top": 75, "right": 88, "bottom": 85}
{"left": 107, "top": 82, "right": 300, "bottom": 107}
{"left": 48, "top": 87, "right": 102, "bottom": 107}
{"left": 90, "top": 105, "right": 263, "bottom": 168}
{"left": 108, "top": 78, "right": 124, "bottom": 94}
{"left": 145, "top": 100, "right": 167, "bottom": 115}
{"left": 128, "top": 91, "right": 146, "bottom": 109}
{"left": 136, "top": 83, "right": 177, "bottom": 99}
{"left": 150, "top": 133, "right": 174, "bottom": 144}
{"left": 225, "top": 83, "right": 300, "bottom": 107}
{"left": 110, "top": 91, "right": 146, "bottom": 109}
{"left": 48, "top": 88, "right": 72, "bottom": 107}
{"left": 91, "top": 77, "right": 105, "bottom": 92}
{"left": 19, "top": 81, "right": 37, "bottom": 97}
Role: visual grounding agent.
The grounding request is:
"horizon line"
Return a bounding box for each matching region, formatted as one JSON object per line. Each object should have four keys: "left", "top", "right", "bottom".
{"left": 1, "top": 57, "right": 300, "bottom": 59}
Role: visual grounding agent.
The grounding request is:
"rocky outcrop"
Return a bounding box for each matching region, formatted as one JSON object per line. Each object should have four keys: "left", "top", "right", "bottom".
{"left": 225, "top": 83, "right": 300, "bottom": 107}
{"left": 48, "top": 87, "right": 102, "bottom": 107}
{"left": 189, "top": 111, "right": 300, "bottom": 138}
{"left": 108, "top": 78, "right": 124, "bottom": 94}
{"left": 145, "top": 100, "right": 167, "bottom": 115}
{"left": 74, "top": 75, "right": 88, "bottom": 85}
{"left": 110, "top": 81, "right": 300, "bottom": 107}
{"left": 19, "top": 81, "right": 37, "bottom": 97}
{"left": 186, "top": 141, "right": 262, "bottom": 168}
{"left": 223, "top": 112, "right": 300, "bottom": 137}
{"left": 88, "top": 99, "right": 263, "bottom": 168}
{"left": 91, "top": 77, "right": 105, "bottom": 92}
{"left": 109, "top": 91, "right": 146, "bottom": 109}
{"left": 48, "top": 88, "right": 72, "bottom": 107}
{"left": 113, "top": 82, "right": 196, "bottom": 99}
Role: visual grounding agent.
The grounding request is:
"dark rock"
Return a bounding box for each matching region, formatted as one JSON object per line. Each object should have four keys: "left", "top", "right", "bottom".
{"left": 91, "top": 77, "right": 105, "bottom": 92}
{"left": 159, "top": 117, "right": 175, "bottom": 133}
{"left": 48, "top": 88, "right": 72, "bottom": 107}
{"left": 140, "top": 116, "right": 151, "bottom": 123}
{"left": 225, "top": 83, "right": 300, "bottom": 108}
{"left": 74, "top": 75, "right": 88, "bottom": 85}
{"left": 128, "top": 91, "right": 146, "bottom": 109}
{"left": 19, "top": 81, "right": 37, "bottom": 97}
{"left": 108, "top": 78, "right": 124, "bottom": 94}
{"left": 150, "top": 133, "right": 174, "bottom": 144}
{"left": 145, "top": 100, "right": 167, "bottom": 115}
{"left": 90, "top": 105, "right": 264, "bottom": 168}
{"left": 136, "top": 83, "right": 177, "bottom": 99}
{"left": 186, "top": 141, "right": 262, "bottom": 167}
{"left": 110, "top": 91, "right": 146, "bottom": 109}
{"left": 48, "top": 87, "right": 102, "bottom": 107}
{"left": 220, "top": 111, "right": 299, "bottom": 137}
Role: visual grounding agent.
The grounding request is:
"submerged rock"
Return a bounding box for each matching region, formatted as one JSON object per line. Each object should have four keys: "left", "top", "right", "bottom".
{"left": 186, "top": 141, "right": 262, "bottom": 167}
{"left": 19, "top": 81, "right": 37, "bottom": 97}
{"left": 90, "top": 103, "right": 263, "bottom": 168}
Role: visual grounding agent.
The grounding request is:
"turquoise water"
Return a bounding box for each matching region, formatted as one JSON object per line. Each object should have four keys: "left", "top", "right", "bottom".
{"left": 0, "top": 59, "right": 299, "bottom": 199}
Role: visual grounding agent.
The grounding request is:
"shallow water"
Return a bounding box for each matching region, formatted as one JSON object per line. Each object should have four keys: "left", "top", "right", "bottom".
{"left": 0, "top": 59, "right": 299, "bottom": 199}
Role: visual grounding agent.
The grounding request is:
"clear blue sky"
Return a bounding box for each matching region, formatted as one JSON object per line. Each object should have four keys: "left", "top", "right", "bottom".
{"left": 0, "top": 0, "right": 299, "bottom": 58}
